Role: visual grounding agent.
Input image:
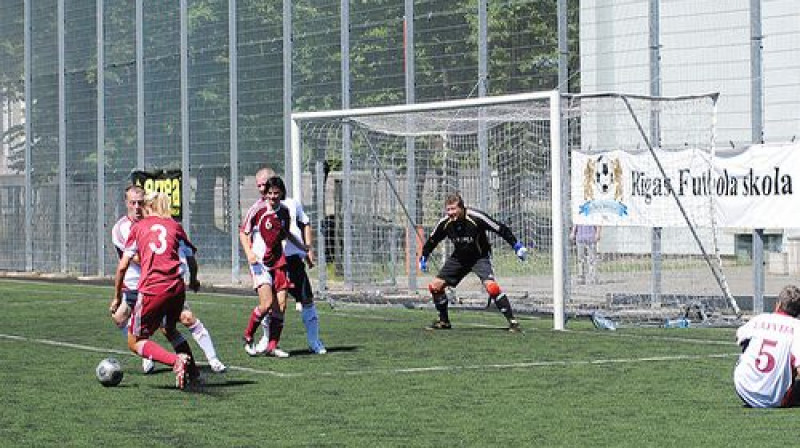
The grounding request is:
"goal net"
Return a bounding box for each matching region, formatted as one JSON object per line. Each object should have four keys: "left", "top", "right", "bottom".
{"left": 567, "top": 93, "right": 740, "bottom": 327}
{"left": 290, "top": 91, "right": 740, "bottom": 328}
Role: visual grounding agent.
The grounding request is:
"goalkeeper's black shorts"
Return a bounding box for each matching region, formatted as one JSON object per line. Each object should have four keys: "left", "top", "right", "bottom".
{"left": 437, "top": 254, "right": 495, "bottom": 287}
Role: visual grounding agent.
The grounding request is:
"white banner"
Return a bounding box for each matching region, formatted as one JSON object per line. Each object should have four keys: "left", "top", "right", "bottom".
{"left": 571, "top": 143, "right": 799, "bottom": 228}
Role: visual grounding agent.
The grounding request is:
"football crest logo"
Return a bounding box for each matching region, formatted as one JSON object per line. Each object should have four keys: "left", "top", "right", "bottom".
{"left": 579, "top": 155, "right": 627, "bottom": 216}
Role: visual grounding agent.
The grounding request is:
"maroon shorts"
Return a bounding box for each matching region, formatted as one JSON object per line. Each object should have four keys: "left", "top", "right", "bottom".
{"left": 129, "top": 290, "right": 186, "bottom": 338}
{"left": 270, "top": 266, "right": 292, "bottom": 292}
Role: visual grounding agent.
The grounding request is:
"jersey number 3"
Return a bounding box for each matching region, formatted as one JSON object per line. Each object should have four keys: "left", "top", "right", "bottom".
{"left": 755, "top": 339, "right": 778, "bottom": 373}
{"left": 149, "top": 224, "right": 168, "bottom": 255}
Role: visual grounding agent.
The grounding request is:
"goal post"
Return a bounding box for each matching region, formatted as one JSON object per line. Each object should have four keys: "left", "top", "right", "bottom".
{"left": 290, "top": 90, "right": 737, "bottom": 330}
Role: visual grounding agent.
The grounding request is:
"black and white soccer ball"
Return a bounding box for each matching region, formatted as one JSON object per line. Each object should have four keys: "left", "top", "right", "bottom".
{"left": 96, "top": 357, "right": 124, "bottom": 387}
{"left": 594, "top": 155, "right": 615, "bottom": 196}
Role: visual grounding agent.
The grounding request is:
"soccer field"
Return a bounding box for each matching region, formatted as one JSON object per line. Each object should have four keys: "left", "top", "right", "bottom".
{"left": 0, "top": 278, "right": 790, "bottom": 447}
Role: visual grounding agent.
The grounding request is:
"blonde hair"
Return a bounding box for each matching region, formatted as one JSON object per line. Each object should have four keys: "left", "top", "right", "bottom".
{"left": 256, "top": 167, "right": 275, "bottom": 181}
{"left": 144, "top": 191, "right": 172, "bottom": 218}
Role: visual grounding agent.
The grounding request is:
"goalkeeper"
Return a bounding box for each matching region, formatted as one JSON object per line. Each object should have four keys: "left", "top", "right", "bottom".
{"left": 419, "top": 193, "right": 528, "bottom": 332}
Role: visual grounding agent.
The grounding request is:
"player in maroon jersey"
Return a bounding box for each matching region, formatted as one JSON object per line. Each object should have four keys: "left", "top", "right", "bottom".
{"left": 239, "top": 171, "right": 299, "bottom": 357}
{"left": 111, "top": 192, "right": 200, "bottom": 389}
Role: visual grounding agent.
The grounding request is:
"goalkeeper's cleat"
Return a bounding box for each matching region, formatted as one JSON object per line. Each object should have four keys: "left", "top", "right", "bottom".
{"left": 508, "top": 320, "right": 523, "bottom": 333}
{"left": 173, "top": 353, "right": 190, "bottom": 390}
{"left": 265, "top": 347, "right": 290, "bottom": 358}
{"left": 426, "top": 320, "right": 452, "bottom": 330}
{"left": 209, "top": 357, "right": 227, "bottom": 373}
{"left": 142, "top": 357, "right": 155, "bottom": 374}
{"left": 243, "top": 338, "right": 259, "bottom": 357}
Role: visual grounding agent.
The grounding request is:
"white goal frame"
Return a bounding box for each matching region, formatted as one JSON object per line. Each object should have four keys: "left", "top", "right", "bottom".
{"left": 291, "top": 90, "right": 568, "bottom": 329}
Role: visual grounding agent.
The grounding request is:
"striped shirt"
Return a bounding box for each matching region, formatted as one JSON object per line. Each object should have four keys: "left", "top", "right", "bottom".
{"left": 421, "top": 208, "right": 519, "bottom": 259}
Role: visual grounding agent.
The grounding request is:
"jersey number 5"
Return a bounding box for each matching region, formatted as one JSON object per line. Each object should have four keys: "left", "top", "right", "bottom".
{"left": 149, "top": 224, "right": 168, "bottom": 255}
{"left": 755, "top": 339, "right": 778, "bottom": 373}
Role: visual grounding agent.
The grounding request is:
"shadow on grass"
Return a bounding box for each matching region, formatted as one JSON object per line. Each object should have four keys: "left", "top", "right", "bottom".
{"left": 151, "top": 379, "right": 259, "bottom": 397}
{"left": 287, "top": 345, "right": 360, "bottom": 357}
{"left": 424, "top": 325, "right": 527, "bottom": 334}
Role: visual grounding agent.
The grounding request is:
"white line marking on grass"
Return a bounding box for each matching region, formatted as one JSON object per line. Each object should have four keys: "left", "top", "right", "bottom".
{"left": 0, "top": 333, "right": 293, "bottom": 378}
{"left": 564, "top": 329, "right": 736, "bottom": 346}
{"left": 373, "top": 353, "right": 740, "bottom": 375}
{"left": 3, "top": 300, "right": 79, "bottom": 306}
{"left": 0, "top": 333, "right": 131, "bottom": 356}
{"left": 1, "top": 332, "right": 738, "bottom": 378}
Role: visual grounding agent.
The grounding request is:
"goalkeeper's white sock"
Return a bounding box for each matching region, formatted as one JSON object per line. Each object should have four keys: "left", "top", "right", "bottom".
{"left": 301, "top": 303, "right": 321, "bottom": 347}
{"left": 189, "top": 319, "right": 218, "bottom": 362}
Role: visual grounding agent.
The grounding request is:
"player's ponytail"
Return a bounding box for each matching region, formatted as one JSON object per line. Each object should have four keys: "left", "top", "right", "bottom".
{"left": 144, "top": 192, "right": 172, "bottom": 218}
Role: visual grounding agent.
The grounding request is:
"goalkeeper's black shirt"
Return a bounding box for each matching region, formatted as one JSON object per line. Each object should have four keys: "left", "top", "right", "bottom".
{"left": 421, "top": 208, "right": 519, "bottom": 259}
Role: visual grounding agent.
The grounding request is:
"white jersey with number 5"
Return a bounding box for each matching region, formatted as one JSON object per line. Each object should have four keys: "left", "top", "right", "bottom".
{"left": 734, "top": 312, "right": 800, "bottom": 408}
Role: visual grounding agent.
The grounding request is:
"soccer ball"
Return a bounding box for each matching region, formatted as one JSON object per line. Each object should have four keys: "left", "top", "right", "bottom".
{"left": 594, "top": 155, "right": 615, "bottom": 196}
{"left": 96, "top": 358, "right": 124, "bottom": 387}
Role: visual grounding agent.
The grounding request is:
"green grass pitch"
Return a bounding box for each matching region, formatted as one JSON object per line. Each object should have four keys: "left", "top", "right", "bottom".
{"left": 0, "top": 278, "right": 792, "bottom": 446}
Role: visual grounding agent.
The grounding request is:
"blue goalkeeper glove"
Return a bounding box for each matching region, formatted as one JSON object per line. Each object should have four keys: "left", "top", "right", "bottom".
{"left": 513, "top": 242, "right": 528, "bottom": 261}
{"left": 419, "top": 256, "right": 428, "bottom": 272}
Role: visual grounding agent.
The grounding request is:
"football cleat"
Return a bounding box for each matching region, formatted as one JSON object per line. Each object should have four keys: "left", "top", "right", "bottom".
{"left": 265, "top": 347, "right": 290, "bottom": 358}
{"left": 425, "top": 320, "right": 452, "bottom": 330}
{"left": 508, "top": 320, "right": 523, "bottom": 333}
{"left": 209, "top": 358, "right": 227, "bottom": 373}
{"left": 309, "top": 341, "right": 327, "bottom": 355}
{"left": 254, "top": 335, "right": 270, "bottom": 355}
{"left": 243, "top": 338, "right": 259, "bottom": 357}
{"left": 142, "top": 357, "right": 155, "bottom": 374}
{"left": 173, "top": 353, "right": 191, "bottom": 390}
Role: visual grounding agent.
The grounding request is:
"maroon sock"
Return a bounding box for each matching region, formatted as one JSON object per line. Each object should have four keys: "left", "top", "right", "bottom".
{"left": 244, "top": 307, "right": 264, "bottom": 342}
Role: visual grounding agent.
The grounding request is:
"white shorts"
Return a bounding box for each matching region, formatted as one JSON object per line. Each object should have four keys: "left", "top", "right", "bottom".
{"left": 249, "top": 262, "right": 274, "bottom": 290}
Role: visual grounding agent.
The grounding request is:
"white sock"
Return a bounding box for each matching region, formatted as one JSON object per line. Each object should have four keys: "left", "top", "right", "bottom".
{"left": 189, "top": 320, "right": 218, "bottom": 362}
{"left": 260, "top": 314, "right": 271, "bottom": 342}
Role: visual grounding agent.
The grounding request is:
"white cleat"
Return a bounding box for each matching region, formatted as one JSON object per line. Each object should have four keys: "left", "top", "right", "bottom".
{"left": 254, "top": 335, "right": 270, "bottom": 355}
{"left": 265, "top": 347, "right": 290, "bottom": 358}
{"left": 243, "top": 339, "right": 259, "bottom": 357}
{"left": 209, "top": 358, "right": 227, "bottom": 373}
{"left": 142, "top": 357, "right": 155, "bottom": 374}
{"left": 173, "top": 353, "right": 191, "bottom": 390}
{"left": 310, "top": 341, "right": 327, "bottom": 355}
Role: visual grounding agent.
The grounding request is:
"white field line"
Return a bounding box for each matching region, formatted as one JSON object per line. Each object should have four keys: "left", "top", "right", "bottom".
{"left": 0, "top": 333, "right": 295, "bottom": 378}
{"left": 0, "top": 332, "right": 738, "bottom": 379}
{"left": 563, "top": 329, "right": 736, "bottom": 346}
{"left": 0, "top": 278, "right": 251, "bottom": 300}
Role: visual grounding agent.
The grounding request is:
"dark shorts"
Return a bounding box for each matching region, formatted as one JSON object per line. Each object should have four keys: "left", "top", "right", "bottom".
{"left": 286, "top": 255, "right": 314, "bottom": 304}
{"left": 437, "top": 254, "right": 496, "bottom": 287}
{"left": 123, "top": 289, "right": 138, "bottom": 308}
